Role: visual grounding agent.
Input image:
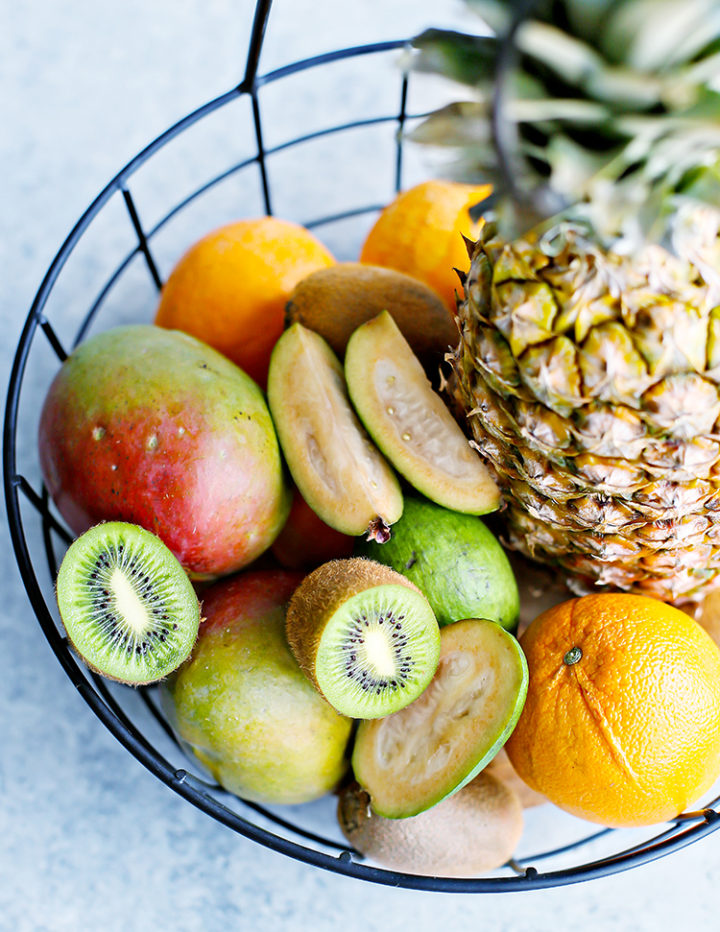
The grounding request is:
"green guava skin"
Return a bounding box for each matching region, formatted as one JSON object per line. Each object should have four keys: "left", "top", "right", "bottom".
{"left": 357, "top": 497, "right": 519, "bottom": 630}
{"left": 160, "top": 570, "right": 353, "bottom": 805}
{"left": 38, "top": 325, "right": 290, "bottom": 579}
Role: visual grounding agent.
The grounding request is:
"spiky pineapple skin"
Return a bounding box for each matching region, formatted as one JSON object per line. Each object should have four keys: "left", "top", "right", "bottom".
{"left": 452, "top": 225, "right": 720, "bottom": 604}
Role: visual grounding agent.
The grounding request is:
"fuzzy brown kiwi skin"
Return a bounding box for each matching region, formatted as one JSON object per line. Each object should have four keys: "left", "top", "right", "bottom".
{"left": 485, "top": 749, "right": 547, "bottom": 809}
{"left": 284, "top": 263, "right": 458, "bottom": 365}
{"left": 337, "top": 773, "right": 523, "bottom": 877}
{"left": 285, "top": 557, "right": 424, "bottom": 694}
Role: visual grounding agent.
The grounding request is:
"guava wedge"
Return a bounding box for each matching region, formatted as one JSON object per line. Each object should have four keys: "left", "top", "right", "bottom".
{"left": 351, "top": 617, "right": 528, "bottom": 819}
{"left": 344, "top": 311, "right": 500, "bottom": 515}
{"left": 267, "top": 323, "right": 403, "bottom": 541}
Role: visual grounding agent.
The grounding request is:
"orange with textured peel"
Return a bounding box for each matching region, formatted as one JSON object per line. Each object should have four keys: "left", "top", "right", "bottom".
{"left": 154, "top": 218, "right": 335, "bottom": 387}
{"left": 359, "top": 180, "right": 491, "bottom": 312}
{"left": 505, "top": 594, "right": 720, "bottom": 827}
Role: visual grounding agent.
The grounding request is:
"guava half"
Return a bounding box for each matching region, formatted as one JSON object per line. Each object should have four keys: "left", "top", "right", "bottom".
{"left": 352, "top": 618, "right": 528, "bottom": 819}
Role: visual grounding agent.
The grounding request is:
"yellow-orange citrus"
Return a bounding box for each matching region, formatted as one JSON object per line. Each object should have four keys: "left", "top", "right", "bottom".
{"left": 154, "top": 218, "right": 335, "bottom": 387}
{"left": 505, "top": 593, "right": 720, "bottom": 827}
{"left": 359, "top": 180, "right": 491, "bottom": 312}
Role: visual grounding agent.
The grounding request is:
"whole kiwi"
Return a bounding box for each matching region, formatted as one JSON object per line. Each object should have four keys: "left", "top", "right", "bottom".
{"left": 338, "top": 772, "right": 523, "bottom": 877}
{"left": 484, "top": 749, "right": 547, "bottom": 809}
{"left": 285, "top": 263, "right": 459, "bottom": 366}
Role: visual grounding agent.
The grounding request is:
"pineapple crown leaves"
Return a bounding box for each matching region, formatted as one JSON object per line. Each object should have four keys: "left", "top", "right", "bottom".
{"left": 409, "top": 0, "right": 720, "bottom": 260}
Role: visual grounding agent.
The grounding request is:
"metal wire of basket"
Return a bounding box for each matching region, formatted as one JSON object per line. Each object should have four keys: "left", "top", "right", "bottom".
{"left": 5, "top": 0, "right": 720, "bottom": 893}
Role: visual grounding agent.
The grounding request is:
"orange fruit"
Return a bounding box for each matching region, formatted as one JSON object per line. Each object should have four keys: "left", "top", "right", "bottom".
{"left": 154, "top": 218, "right": 335, "bottom": 387}
{"left": 505, "top": 593, "right": 720, "bottom": 827}
{"left": 359, "top": 180, "right": 491, "bottom": 312}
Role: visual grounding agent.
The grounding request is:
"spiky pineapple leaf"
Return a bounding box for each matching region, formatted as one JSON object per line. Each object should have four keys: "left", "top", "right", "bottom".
{"left": 409, "top": 0, "right": 720, "bottom": 248}
{"left": 411, "top": 29, "right": 497, "bottom": 85}
{"left": 602, "top": 0, "right": 720, "bottom": 70}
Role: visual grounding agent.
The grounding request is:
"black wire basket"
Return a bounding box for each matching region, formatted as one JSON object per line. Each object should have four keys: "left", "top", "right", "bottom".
{"left": 6, "top": 0, "right": 720, "bottom": 893}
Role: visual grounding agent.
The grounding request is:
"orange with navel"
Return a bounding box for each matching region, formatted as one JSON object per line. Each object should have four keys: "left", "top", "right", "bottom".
{"left": 505, "top": 593, "right": 720, "bottom": 827}
{"left": 154, "top": 218, "right": 335, "bottom": 387}
{"left": 360, "top": 180, "right": 491, "bottom": 312}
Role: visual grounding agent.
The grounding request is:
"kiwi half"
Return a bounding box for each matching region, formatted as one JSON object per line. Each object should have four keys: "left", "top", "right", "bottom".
{"left": 284, "top": 263, "right": 458, "bottom": 369}
{"left": 285, "top": 558, "right": 440, "bottom": 719}
{"left": 267, "top": 323, "right": 403, "bottom": 541}
{"left": 344, "top": 311, "right": 500, "bottom": 515}
{"left": 56, "top": 522, "right": 201, "bottom": 684}
{"left": 351, "top": 618, "right": 528, "bottom": 818}
{"left": 338, "top": 773, "right": 523, "bottom": 877}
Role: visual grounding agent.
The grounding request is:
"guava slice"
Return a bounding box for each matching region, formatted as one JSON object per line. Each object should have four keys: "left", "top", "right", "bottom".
{"left": 351, "top": 617, "right": 528, "bottom": 818}
{"left": 344, "top": 311, "right": 500, "bottom": 515}
{"left": 267, "top": 323, "right": 403, "bottom": 540}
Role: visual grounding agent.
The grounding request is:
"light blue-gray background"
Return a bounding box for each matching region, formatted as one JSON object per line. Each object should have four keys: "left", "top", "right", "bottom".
{"left": 2, "top": 1, "right": 718, "bottom": 929}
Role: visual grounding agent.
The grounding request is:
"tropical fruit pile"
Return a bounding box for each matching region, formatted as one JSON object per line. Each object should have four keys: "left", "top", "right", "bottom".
{"left": 44, "top": 185, "right": 539, "bottom": 875}
{"left": 38, "top": 0, "right": 720, "bottom": 878}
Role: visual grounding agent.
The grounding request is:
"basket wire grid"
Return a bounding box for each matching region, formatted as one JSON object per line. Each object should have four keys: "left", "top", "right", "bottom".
{"left": 5, "top": 0, "right": 720, "bottom": 892}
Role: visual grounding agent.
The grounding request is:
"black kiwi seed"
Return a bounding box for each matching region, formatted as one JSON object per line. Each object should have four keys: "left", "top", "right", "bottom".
{"left": 56, "top": 522, "right": 201, "bottom": 685}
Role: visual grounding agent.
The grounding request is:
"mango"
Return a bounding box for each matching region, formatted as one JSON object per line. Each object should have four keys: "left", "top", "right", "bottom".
{"left": 160, "top": 570, "right": 352, "bottom": 804}
{"left": 38, "top": 325, "right": 290, "bottom": 579}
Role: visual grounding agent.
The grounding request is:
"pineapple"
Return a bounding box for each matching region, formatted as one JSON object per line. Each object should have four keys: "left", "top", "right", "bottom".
{"left": 411, "top": 0, "right": 720, "bottom": 603}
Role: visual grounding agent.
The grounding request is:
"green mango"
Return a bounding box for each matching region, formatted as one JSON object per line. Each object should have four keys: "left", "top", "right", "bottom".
{"left": 161, "top": 570, "right": 352, "bottom": 805}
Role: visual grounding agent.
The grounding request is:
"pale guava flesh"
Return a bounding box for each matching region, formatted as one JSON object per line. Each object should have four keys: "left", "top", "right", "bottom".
{"left": 345, "top": 311, "right": 500, "bottom": 515}
{"left": 351, "top": 618, "right": 528, "bottom": 818}
{"left": 267, "top": 323, "right": 403, "bottom": 539}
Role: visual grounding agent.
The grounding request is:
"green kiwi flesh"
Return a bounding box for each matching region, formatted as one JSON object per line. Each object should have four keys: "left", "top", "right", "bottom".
{"left": 351, "top": 618, "right": 528, "bottom": 818}
{"left": 56, "top": 522, "right": 201, "bottom": 684}
{"left": 286, "top": 558, "right": 440, "bottom": 719}
{"left": 344, "top": 311, "right": 500, "bottom": 515}
{"left": 315, "top": 584, "right": 440, "bottom": 718}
